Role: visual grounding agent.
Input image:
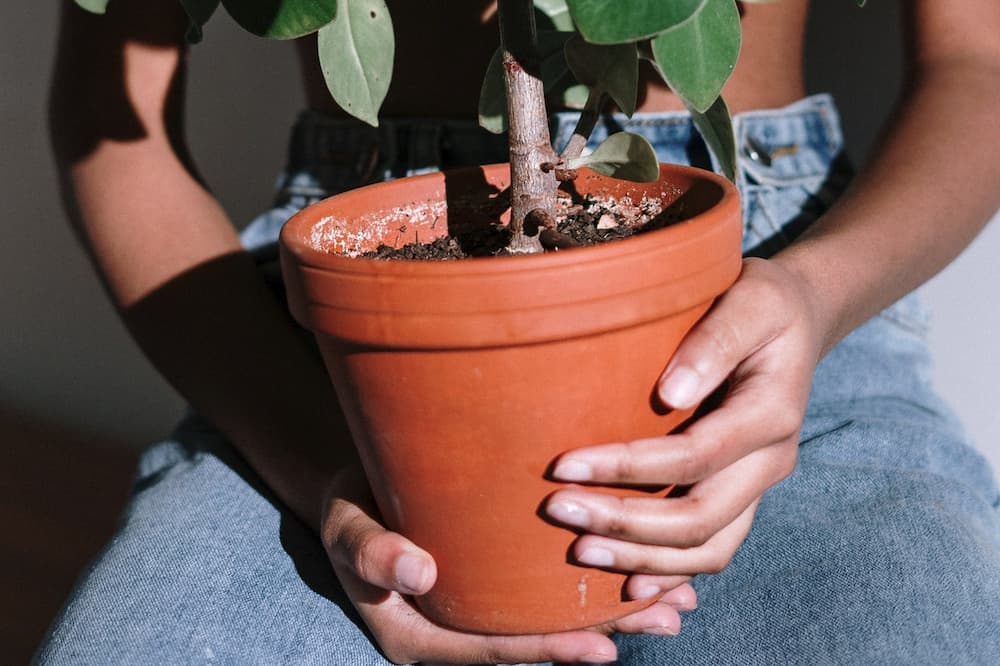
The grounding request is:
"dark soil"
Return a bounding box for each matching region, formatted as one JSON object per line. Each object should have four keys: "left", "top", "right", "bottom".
{"left": 363, "top": 193, "right": 684, "bottom": 260}
{"left": 365, "top": 223, "right": 511, "bottom": 260}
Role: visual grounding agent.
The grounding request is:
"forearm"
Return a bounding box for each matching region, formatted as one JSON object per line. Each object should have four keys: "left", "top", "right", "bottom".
{"left": 118, "top": 235, "right": 358, "bottom": 532}
{"left": 775, "top": 59, "right": 1000, "bottom": 355}
{"left": 51, "top": 1, "right": 355, "bottom": 530}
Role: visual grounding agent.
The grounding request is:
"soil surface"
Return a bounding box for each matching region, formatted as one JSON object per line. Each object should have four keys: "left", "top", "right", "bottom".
{"left": 363, "top": 192, "right": 684, "bottom": 260}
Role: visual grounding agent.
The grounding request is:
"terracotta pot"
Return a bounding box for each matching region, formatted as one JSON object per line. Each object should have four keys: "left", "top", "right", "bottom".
{"left": 279, "top": 163, "right": 741, "bottom": 634}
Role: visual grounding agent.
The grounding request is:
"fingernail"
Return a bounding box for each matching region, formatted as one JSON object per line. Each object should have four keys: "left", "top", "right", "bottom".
{"left": 661, "top": 585, "right": 698, "bottom": 611}
{"left": 578, "top": 546, "right": 615, "bottom": 567}
{"left": 642, "top": 624, "right": 679, "bottom": 636}
{"left": 659, "top": 365, "right": 701, "bottom": 408}
{"left": 546, "top": 498, "right": 591, "bottom": 528}
{"left": 552, "top": 458, "right": 593, "bottom": 482}
{"left": 394, "top": 553, "right": 430, "bottom": 594}
{"left": 674, "top": 599, "right": 698, "bottom": 612}
{"left": 631, "top": 582, "right": 662, "bottom": 600}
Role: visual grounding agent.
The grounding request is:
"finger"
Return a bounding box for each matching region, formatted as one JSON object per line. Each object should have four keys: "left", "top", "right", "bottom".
{"left": 322, "top": 494, "right": 437, "bottom": 596}
{"left": 570, "top": 501, "right": 759, "bottom": 576}
{"left": 606, "top": 599, "right": 682, "bottom": 636}
{"left": 663, "top": 439, "right": 796, "bottom": 546}
{"left": 331, "top": 559, "right": 619, "bottom": 664}
{"left": 624, "top": 578, "right": 698, "bottom": 613}
{"left": 547, "top": 440, "right": 795, "bottom": 547}
{"left": 656, "top": 257, "right": 795, "bottom": 410}
{"left": 407, "top": 630, "right": 617, "bottom": 666}
{"left": 625, "top": 574, "right": 692, "bottom": 601}
{"left": 552, "top": 369, "right": 802, "bottom": 488}
{"left": 658, "top": 582, "right": 698, "bottom": 611}
{"left": 356, "top": 590, "right": 617, "bottom": 663}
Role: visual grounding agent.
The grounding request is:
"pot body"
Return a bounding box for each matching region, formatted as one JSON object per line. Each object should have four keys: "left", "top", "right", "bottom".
{"left": 280, "top": 164, "right": 741, "bottom": 634}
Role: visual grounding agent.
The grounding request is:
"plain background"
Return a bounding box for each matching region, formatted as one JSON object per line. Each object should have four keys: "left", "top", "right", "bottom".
{"left": 2, "top": 3, "right": 998, "bottom": 481}
{"left": 2, "top": 2, "right": 998, "bottom": 658}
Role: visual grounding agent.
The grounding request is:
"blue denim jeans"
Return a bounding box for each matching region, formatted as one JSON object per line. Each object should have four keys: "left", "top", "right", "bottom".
{"left": 36, "top": 95, "right": 1000, "bottom": 664}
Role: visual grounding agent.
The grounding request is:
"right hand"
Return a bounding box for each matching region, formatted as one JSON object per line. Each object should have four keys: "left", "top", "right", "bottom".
{"left": 320, "top": 465, "right": 699, "bottom": 665}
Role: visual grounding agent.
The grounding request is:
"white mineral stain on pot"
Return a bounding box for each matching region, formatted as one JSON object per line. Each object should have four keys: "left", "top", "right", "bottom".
{"left": 578, "top": 573, "right": 589, "bottom": 607}
{"left": 309, "top": 200, "right": 447, "bottom": 257}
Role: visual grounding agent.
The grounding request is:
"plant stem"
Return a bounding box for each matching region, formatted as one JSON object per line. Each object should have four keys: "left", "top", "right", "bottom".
{"left": 560, "top": 88, "right": 604, "bottom": 162}
{"left": 498, "top": 0, "right": 557, "bottom": 254}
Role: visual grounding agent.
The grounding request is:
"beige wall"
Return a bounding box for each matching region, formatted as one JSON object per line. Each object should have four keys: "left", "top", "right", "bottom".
{"left": 2, "top": 2, "right": 997, "bottom": 472}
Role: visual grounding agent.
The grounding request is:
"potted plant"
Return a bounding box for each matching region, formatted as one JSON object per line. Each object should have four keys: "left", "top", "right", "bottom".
{"left": 76, "top": 0, "right": 748, "bottom": 635}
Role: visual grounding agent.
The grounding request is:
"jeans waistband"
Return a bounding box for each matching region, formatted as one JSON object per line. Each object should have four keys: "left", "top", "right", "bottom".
{"left": 551, "top": 93, "right": 846, "bottom": 188}
{"left": 286, "top": 113, "right": 510, "bottom": 186}
{"left": 280, "top": 94, "right": 845, "bottom": 194}
{"left": 261, "top": 95, "right": 849, "bottom": 259}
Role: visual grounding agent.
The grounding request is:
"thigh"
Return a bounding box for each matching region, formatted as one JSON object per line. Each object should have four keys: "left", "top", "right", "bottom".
{"left": 612, "top": 309, "right": 1000, "bottom": 665}
{"left": 34, "top": 418, "right": 393, "bottom": 666}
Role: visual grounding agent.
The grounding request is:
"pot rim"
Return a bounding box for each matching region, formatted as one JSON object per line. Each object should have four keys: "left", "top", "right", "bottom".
{"left": 279, "top": 162, "right": 740, "bottom": 278}
{"left": 279, "top": 163, "right": 743, "bottom": 348}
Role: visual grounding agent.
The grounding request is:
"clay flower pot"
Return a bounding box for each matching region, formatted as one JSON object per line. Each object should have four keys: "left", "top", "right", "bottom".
{"left": 279, "top": 163, "right": 741, "bottom": 634}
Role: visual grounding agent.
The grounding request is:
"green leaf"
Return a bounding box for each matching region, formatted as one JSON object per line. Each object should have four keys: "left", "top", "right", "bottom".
{"left": 222, "top": 0, "right": 338, "bottom": 39}
{"left": 534, "top": 0, "right": 574, "bottom": 31}
{"left": 318, "top": 0, "right": 394, "bottom": 126}
{"left": 478, "top": 48, "right": 507, "bottom": 134}
{"left": 562, "top": 82, "right": 590, "bottom": 109}
{"left": 549, "top": 74, "right": 590, "bottom": 110}
{"left": 73, "top": 0, "right": 109, "bottom": 14}
{"left": 566, "top": 132, "right": 660, "bottom": 182}
{"left": 564, "top": 35, "right": 637, "bottom": 116}
{"left": 651, "top": 0, "right": 740, "bottom": 113}
{"left": 180, "top": 0, "right": 221, "bottom": 43}
{"left": 565, "top": 0, "right": 707, "bottom": 44}
{"left": 689, "top": 95, "right": 736, "bottom": 182}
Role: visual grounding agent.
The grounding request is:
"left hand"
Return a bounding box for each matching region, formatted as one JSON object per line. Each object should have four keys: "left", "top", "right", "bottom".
{"left": 543, "top": 257, "right": 823, "bottom": 594}
{"left": 323, "top": 466, "right": 701, "bottom": 666}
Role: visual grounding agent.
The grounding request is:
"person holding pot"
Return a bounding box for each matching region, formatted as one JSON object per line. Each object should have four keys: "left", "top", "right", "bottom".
{"left": 40, "top": 0, "right": 1000, "bottom": 664}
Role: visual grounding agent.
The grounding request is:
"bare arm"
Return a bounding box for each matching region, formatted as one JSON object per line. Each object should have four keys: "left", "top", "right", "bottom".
{"left": 778, "top": 0, "right": 1000, "bottom": 352}
{"left": 49, "top": 0, "right": 355, "bottom": 530}
{"left": 544, "top": 0, "right": 1000, "bottom": 583}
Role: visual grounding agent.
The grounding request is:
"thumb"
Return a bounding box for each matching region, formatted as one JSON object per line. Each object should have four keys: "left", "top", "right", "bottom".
{"left": 322, "top": 491, "right": 437, "bottom": 596}
{"left": 657, "top": 259, "right": 781, "bottom": 409}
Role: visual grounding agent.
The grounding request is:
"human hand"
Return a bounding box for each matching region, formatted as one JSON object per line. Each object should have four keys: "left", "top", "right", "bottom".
{"left": 320, "top": 465, "right": 699, "bottom": 665}
{"left": 544, "top": 257, "right": 821, "bottom": 583}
